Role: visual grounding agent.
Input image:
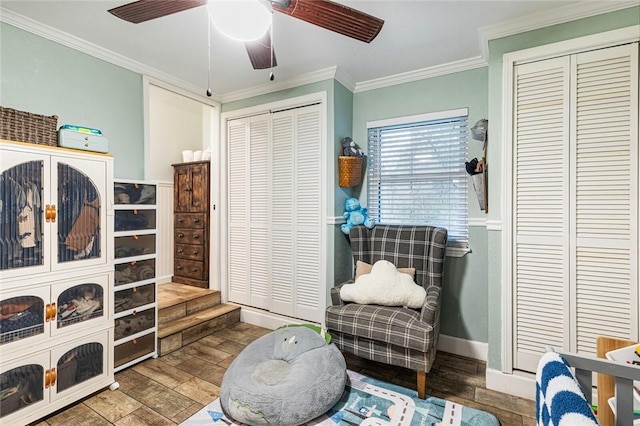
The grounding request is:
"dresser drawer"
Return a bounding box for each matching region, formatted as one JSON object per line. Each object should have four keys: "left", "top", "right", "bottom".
{"left": 175, "top": 243, "right": 204, "bottom": 261}
{"left": 114, "top": 331, "right": 155, "bottom": 368}
{"left": 175, "top": 229, "right": 205, "bottom": 245}
{"left": 174, "top": 259, "right": 205, "bottom": 280}
{"left": 114, "top": 308, "right": 155, "bottom": 341}
{"left": 114, "top": 283, "right": 156, "bottom": 314}
{"left": 175, "top": 213, "right": 206, "bottom": 229}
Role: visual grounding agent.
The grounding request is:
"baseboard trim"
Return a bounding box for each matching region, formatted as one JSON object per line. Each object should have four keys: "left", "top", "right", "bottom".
{"left": 157, "top": 275, "right": 173, "bottom": 285}
{"left": 486, "top": 368, "right": 536, "bottom": 400}
{"left": 437, "top": 335, "right": 488, "bottom": 362}
{"left": 239, "top": 306, "right": 320, "bottom": 330}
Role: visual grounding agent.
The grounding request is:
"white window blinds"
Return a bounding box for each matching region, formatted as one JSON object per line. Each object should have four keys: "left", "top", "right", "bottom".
{"left": 367, "top": 108, "right": 469, "bottom": 248}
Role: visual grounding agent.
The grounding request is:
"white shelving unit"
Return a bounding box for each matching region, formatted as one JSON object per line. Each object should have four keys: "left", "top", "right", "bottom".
{"left": 112, "top": 180, "right": 158, "bottom": 372}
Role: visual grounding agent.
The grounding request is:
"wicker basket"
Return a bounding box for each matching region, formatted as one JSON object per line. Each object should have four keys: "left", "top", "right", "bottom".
{"left": 338, "top": 156, "right": 363, "bottom": 188}
{"left": 0, "top": 107, "right": 58, "bottom": 146}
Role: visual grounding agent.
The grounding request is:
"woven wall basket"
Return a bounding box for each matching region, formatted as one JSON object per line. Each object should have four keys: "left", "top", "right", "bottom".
{"left": 338, "top": 156, "right": 363, "bottom": 188}
{"left": 0, "top": 106, "right": 58, "bottom": 146}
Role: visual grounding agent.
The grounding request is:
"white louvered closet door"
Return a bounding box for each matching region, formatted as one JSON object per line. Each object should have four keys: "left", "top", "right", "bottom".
{"left": 513, "top": 56, "right": 571, "bottom": 371}
{"left": 570, "top": 44, "right": 639, "bottom": 355}
{"left": 513, "top": 43, "right": 639, "bottom": 373}
{"left": 289, "top": 104, "right": 323, "bottom": 323}
{"left": 226, "top": 104, "right": 324, "bottom": 323}
{"left": 227, "top": 114, "right": 270, "bottom": 306}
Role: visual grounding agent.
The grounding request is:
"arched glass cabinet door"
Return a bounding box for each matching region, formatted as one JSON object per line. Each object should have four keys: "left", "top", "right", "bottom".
{"left": 0, "top": 363, "right": 45, "bottom": 419}
{"left": 51, "top": 274, "right": 109, "bottom": 337}
{"left": 0, "top": 294, "right": 46, "bottom": 347}
{"left": 54, "top": 342, "right": 104, "bottom": 394}
{"left": 56, "top": 162, "right": 102, "bottom": 264}
{"left": 0, "top": 159, "right": 45, "bottom": 272}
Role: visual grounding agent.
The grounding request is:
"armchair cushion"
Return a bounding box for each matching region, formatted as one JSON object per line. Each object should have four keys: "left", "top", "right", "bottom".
{"left": 340, "top": 260, "right": 426, "bottom": 308}
{"left": 325, "top": 304, "right": 433, "bottom": 353}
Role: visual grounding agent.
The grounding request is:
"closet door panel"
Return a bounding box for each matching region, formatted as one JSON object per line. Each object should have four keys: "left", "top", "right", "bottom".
{"left": 270, "top": 112, "right": 295, "bottom": 317}
{"left": 513, "top": 57, "right": 571, "bottom": 372}
{"left": 293, "top": 105, "right": 323, "bottom": 323}
{"left": 571, "top": 44, "right": 639, "bottom": 354}
{"left": 248, "top": 116, "right": 271, "bottom": 309}
{"left": 227, "top": 118, "right": 250, "bottom": 304}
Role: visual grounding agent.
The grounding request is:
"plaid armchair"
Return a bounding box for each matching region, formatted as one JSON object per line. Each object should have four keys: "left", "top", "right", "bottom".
{"left": 325, "top": 224, "right": 448, "bottom": 399}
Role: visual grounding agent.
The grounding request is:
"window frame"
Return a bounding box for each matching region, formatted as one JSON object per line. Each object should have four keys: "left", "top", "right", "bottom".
{"left": 366, "top": 107, "right": 470, "bottom": 257}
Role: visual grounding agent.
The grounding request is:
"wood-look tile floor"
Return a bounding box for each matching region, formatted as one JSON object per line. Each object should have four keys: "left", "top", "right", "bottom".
{"left": 34, "top": 323, "right": 535, "bottom": 426}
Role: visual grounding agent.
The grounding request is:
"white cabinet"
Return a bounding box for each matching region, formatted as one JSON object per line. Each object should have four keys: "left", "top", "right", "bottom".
{"left": 113, "top": 180, "right": 158, "bottom": 371}
{"left": 0, "top": 140, "right": 114, "bottom": 425}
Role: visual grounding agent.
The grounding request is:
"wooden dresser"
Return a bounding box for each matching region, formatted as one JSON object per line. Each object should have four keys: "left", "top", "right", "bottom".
{"left": 172, "top": 161, "right": 210, "bottom": 288}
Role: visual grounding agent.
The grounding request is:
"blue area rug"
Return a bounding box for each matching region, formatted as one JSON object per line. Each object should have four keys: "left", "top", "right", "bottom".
{"left": 181, "top": 370, "right": 500, "bottom": 426}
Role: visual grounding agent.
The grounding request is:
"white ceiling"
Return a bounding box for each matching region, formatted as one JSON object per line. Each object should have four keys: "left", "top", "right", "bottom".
{"left": 1, "top": 1, "right": 635, "bottom": 102}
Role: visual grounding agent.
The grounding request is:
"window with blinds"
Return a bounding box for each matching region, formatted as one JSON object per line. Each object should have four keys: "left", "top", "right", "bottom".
{"left": 367, "top": 108, "right": 469, "bottom": 249}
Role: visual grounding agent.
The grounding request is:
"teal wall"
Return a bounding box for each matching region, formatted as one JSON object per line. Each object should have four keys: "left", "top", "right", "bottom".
{"left": 333, "top": 81, "right": 356, "bottom": 285}
{"left": 0, "top": 23, "right": 144, "bottom": 179}
{"left": 485, "top": 7, "right": 640, "bottom": 369}
{"left": 353, "top": 67, "right": 490, "bottom": 342}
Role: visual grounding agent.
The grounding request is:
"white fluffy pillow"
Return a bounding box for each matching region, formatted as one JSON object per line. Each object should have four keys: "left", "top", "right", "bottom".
{"left": 340, "top": 260, "right": 426, "bottom": 309}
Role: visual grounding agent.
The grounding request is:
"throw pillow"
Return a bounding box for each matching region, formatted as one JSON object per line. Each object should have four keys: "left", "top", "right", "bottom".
{"left": 354, "top": 260, "right": 415, "bottom": 281}
{"left": 341, "top": 260, "right": 426, "bottom": 309}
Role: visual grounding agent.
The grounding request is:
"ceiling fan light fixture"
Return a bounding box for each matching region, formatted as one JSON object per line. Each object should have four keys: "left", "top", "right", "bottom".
{"left": 209, "top": 0, "right": 271, "bottom": 41}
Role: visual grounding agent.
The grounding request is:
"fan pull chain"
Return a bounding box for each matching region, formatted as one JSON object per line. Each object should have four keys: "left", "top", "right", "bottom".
{"left": 269, "top": 11, "right": 275, "bottom": 81}
{"left": 206, "top": 12, "right": 212, "bottom": 97}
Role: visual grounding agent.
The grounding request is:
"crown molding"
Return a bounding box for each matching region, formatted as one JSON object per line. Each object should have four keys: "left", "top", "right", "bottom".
{"left": 0, "top": 6, "right": 219, "bottom": 102}
{"left": 353, "top": 56, "right": 487, "bottom": 93}
{"left": 219, "top": 66, "right": 338, "bottom": 103}
{"left": 478, "top": 0, "right": 639, "bottom": 60}
{"left": 333, "top": 67, "right": 357, "bottom": 93}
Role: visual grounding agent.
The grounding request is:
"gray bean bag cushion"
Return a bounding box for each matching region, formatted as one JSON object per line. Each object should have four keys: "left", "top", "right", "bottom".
{"left": 220, "top": 324, "right": 347, "bottom": 425}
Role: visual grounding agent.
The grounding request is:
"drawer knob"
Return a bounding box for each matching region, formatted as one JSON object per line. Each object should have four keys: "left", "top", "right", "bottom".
{"left": 178, "top": 218, "right": 184, "bottom": 223}
{"left": 193, "top": 234, "right": 199, "bottom": 239}
{"left": 177, "top": 233, "right": 184, "bottom": 238}
{"left": 132, "top": 339, "right": 138, "bottom": 345}
{"left": 177, "top": 266, "right": 182, "bottom": 270}
{"left": 177, "top": 249, "right": 183, "bottom": 253}
{"left": 192, "top": 268, "right": 198, "bottom": 272}
{"left": 193, "top": 250, "right": 198, "bottom": 255}
{"left": 194, "top": 218, "right": 200, "bottom": 223}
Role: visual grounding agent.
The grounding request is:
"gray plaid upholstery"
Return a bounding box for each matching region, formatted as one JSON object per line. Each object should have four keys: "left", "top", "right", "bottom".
{"left": 325, "top": 225, "right": 447, "bottom": 373}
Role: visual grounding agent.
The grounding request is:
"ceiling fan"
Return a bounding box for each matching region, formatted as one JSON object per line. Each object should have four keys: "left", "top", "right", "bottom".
{"left": 108, "top": 0, "right": 384, "bottom": 70}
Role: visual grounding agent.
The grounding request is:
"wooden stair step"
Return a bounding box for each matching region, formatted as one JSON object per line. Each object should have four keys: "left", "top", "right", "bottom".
{"left": 158, "top": 282, "right": 221, "bottom": 325}
{"left": 158, "top": 282, "right": 219, "bottom": 310}
{"left": 157, "top": 303, "right": 241, "bottom": 356}
{"left": 158, "top": 303, "right": 239, "bottom": 338}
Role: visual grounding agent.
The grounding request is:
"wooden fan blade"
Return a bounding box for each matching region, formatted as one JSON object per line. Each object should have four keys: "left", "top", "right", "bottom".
{"left": 108, "top": 0, "right": 207, "bottom": 24}
{"left": 272, "top": 0, "right": 383, "bottom": 43}
{"left": 245, "top": 31, "right": 278, "bottom": 70}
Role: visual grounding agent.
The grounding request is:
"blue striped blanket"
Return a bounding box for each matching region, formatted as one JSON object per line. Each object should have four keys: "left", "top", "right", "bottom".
{"left": 536, "top": 351, "right": 600, "bottom": 425}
